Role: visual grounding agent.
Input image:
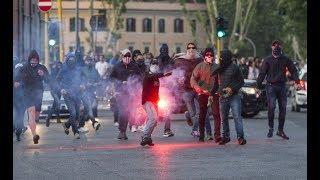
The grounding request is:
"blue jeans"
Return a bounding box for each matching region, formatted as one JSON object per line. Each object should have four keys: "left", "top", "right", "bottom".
{"left": 182, "top": 90, "right": 199, "bottom": 131}
{"left": 47, "top": 91, "right": 61, "bottom": 120}
{"left": 266, "top": 83, "right": 287, "bottom": 131}
{"left": 142, "top": 102, "right": 158, "bottom": 138}
{"left": 79, "top": 91, "right": 97, "bottom": 127}
{"left": 63, "top": 94, "right": 81, "bottom": 134}
{"left": 185, "top": 108, "right": 212, "bottom": 135}
{"left": 219, "top": 94, "right": 244, "bottom": 139}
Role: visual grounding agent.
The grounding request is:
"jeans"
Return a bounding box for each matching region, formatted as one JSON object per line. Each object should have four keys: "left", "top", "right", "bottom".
{"left": 182, "top": 90, "right": 199, "bottom": 131}
{"left": 47, "top": 91, "right": 61, "bottom": 120}
{"left": 185, "top": 108, "right": 212, "bottom": 135}
{"left": 199, "top": 94, "right": 221, "bottom": 139}
{"left": 116, "top": 96, "right": 131, "bottom": 133}
{"left": 219, "top": 94, "right": 244, "bottom": 139}
{"left": 79, "top": 91, "right": 97, "bottom": 128}
{"left": 110, "top": 97, "right": 119, "bottom": 123}
{"left": 266, "top": 83, "right": 287, "bottom": 131}
{"left": 142, "top": 102, "right": 158, "bottom": 138}
{"left": 13, "top": 88, "right": 25, "bottom": 135}
{"left": 63, "top": 94, "right": 81, "bottom": 134}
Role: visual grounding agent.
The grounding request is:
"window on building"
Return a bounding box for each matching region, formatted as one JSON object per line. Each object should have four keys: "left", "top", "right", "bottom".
{"left": 95, "top": 46, "right": 103, "bottom": 55}
{"left": 144, "top": 47, "right": 150, "bottom": 53}
{"left": 70, "top": 17, "right": 86, "bottom": 32}
{"left": 90, "top": 15, "right": 107, "bottom": 31}
{"left": 191, "top": 19, "right": 196, "bottom": 32}
{"left": 126, "top": 18, "right": 136, "bottom": 32}
{"left": 158, "top": 19, "right": 165, "bottom": 33}
{"left": 143, "top": 18, "right": 152, "bottom": 32}
{"left": 174, "top": 18, "right": 184, "bottom": 33}
{"left": 176, "top": 47, "right": 181, "bottom": 53}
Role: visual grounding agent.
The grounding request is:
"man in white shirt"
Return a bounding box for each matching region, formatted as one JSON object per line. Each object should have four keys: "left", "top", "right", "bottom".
{"left": 95, "top": 55, "right": 111, "bottom": 80}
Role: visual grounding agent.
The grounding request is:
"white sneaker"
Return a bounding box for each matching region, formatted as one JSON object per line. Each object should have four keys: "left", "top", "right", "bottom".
{"left": 131, "top": 125, "right": 137, "bottom": 132}
{"left": 114, "top": 122, "right": 119, "bottom": 127}
{"left": 78, "top": 127, "right": 89, "bottom": 133}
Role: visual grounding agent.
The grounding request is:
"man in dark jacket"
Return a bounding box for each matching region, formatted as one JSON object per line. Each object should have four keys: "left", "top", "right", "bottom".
{"left": 174, "top": 42, "right": 202, "bottom": 137}
{"left": 257, "top": 40, "right": 300, "bottom": 139}
{"left": 190, "top": 48, "right": 222, "bottom": 143}
{"left": 155, "top": 44, "right": 175, "bottom": 137}
{"left": 14, "top": 50, "right": 50, "bottom": 144}
{"left": 140, "top": 60, "right": 172, "bottom": 146}
{"left": 57, "top": 52, "right": 86, "bottom": 139}
{"left": 239, "top": 57, "right": 249, "bottom": 79}
{"left": 110, "top": 49, "right": 141, "bottom": 140}
{"left": 45, "top": 61, "right": 63, "bottom": 127}
{"left": 212, "top": 49, "right": 247, "bottom": 145}
{"left": 132, "top": 49, "right": 147, "bottom": 74}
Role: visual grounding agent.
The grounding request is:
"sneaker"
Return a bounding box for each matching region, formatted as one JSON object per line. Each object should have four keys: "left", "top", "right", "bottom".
{"left": 237, "top": 137, "right": 247, "bottom": 145}
{"left": 214, "top": 137, "right": 222, "bottom": 143}
{"left": 207, "top": 135, "right": 213, "bottom": 141}
{"left": 16, "top": 132, "right": 21, "bottom": 142}
{"left": 163, "top": 130, "right": 174, "bottom": 137}
{"left": 114, "top": 122, "right": 119, "bottom": 127}
{"left": 218, "top": 137, "right": 231, "bottom": 145}
{"left": 93, "top": 122, "right": 101, "bottom": 131}
{"left": 276, "top": 130, "right": 289, "bottom": 140}
{"left": 74, "top": 133, "right": 80, "bottom": 139}
{"left": 45, "top": 118, "right": 50, "bottom": 127}
{"left": 78, "top": 127, "right": 89, "bottom": 133}
{"left": 267, "top": 129, "right": 273, "bottom": 138}
{"left": 33, "top": 134, "right": 40, "bottom": 144}
{"left": 185, "top": 111, "right": 193, "bottom": 126}
{"left": 191, "top": 131, "right": 200, "bottom": 137}
{"left": 62, "top": 123, "right": 69, "bottom": 135}
{"left": 140, "top": 137, "right": 154, "bottom": 146}
{"left": 117, "top": 132, "right": 128, "bottom": 140}
{"left": 131, "top": 125, "right": 137, "bottom": 133}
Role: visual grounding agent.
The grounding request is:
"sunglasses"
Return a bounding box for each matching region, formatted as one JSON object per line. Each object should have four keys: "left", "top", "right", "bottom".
{"left": 187, "top": 46, "right": 196, "bottom": 50}
{"left": 124, "top": 54, "right": 131, "bottom": 58}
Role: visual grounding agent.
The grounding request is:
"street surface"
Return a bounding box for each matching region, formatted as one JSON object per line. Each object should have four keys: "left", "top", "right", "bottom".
{"left": 13, "top": 105, "right": 307, "bottom": 180}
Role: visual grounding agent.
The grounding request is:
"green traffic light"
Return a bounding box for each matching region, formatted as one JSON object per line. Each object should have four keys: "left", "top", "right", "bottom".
{"left": 217, "top": 31, "right": 225, "bottom": 38}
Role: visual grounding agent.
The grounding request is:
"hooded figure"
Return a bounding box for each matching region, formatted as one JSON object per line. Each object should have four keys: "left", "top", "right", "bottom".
{"left": 157, "top": 44, "right": 174, "bottom": 72}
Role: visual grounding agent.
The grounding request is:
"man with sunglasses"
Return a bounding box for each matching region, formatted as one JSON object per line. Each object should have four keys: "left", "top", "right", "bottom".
{"left": 110, "top": 49, "right": 141, "bottom": 140}
{"left": 174, "top": 42, "right": 202, "bottom": 137}
{"left": 190, "top": 48, "right": 222, "bottom": 142}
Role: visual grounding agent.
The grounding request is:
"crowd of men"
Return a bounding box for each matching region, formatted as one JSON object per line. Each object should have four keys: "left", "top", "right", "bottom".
{"left": 13, "top": 40, "right": 301, "bottom": 146}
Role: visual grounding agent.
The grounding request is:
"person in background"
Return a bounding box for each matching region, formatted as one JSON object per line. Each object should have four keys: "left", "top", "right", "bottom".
{"left": 143, "top": 52, "right": 154, "bottom": 70}
{"left": 248, "top": 60, "right": 260, "bottom": 80}
{"left": 238, "top": 57, "right": 249, "bottom": 79}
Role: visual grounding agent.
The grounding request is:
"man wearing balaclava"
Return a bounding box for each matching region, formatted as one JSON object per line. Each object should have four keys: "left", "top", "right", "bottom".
{"left": 57, "top": 52, "right": 86, "bottom": 139}
{"left": 257, "top": 40, "right": 300, "bottom": 140}
{"left": 14, "top": 50, "right": 50, "bottom": 144}
{"left": 174, "top": 42, "right": 202, "bottom": 137}
{"left": 157, "top": 43, "right": 174, "bottom": 72}
{"left": 211, "top": 49, "right": 247, "bottom": 145}
{"left": 132, "top": 49, "right": 147, "bottom": 74}
{"left": 77, "top": 57, "right": 102, "bottom": 133}
{"left": 45, "top": 61, "right": 63, "bottom": 127}
{"left": 110, "top": 49, "right": 141, "bottom": 140}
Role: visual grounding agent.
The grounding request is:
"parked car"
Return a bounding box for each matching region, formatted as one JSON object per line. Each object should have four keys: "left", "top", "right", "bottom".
{"left": 290, "top": 68, "right": 307, "bottom": 112}
{"left": 40, "top": 89, "right": 69, "bottom": 119}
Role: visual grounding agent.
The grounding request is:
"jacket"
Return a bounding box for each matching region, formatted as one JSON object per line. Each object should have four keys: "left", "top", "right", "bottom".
{"left": 142, "top": 73, "right": 165, "bottom": 105}
{"left": 190, "top": 61, "right": 218, "bottom": 94}
{"left": 175, "top": 56, "right": 202, "bottom": 90}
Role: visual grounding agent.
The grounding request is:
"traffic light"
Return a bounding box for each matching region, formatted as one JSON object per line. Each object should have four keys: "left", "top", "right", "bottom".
{"left": 216, "top": 16, "right": 228, "bottom": 38}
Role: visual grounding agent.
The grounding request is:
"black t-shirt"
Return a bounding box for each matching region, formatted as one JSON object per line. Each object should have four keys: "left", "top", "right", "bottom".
{"left": 142, "top": 73, "right": 165, "bottom": 105}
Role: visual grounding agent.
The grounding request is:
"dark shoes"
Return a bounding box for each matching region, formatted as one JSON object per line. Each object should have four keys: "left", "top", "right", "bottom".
{"left": 218, "top": 137, "right": 231, "bottom": 145}
{"left": 57, "top": 117, "right": 61, "bottom": 124}
{"left": 33, "top": 135, "right": 40, "bottom": 144}
{"left": 267, "top": 129, "right": 273, "bottom": 138}
{"left": 276, "top": 130, "right": 289, "bottom": 140}
{"left": 45, "top": 118, "right": 50, "bottom": 127}
{"left": 237, "top": 137, "right": 247, "bottom": 145}
{"left": 117, "top": 132, "right": 128, "bottom": 140}
{"left": 62, "top": 123, "right": 69, "bottom": 135}
{"left": 16, "top": 132, "right": 21, "bottom": 141}
{"left": 140, "top": 137, "right": 154, "bottom": 146}
{"left": 163, "top": 130, "right": 174, "bottom": 137}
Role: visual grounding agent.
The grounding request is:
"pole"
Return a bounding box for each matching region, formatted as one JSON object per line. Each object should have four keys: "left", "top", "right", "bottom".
{"left": 44, "top": 12, "right": 50, "bottom": 70}
{"left": 95, "top": 15, "right": 98, "bottom": 52}
{"left": 58, "top": 0, "right": 64, "bottom": 62}
{"left": 76, "top": 0, "right": 80, "bottom": 51}
{"left": 90, "top": 0, "right": 94, "bottom": 51}
{"left": 217, "top": 38, "right": 221, "bottom": 64}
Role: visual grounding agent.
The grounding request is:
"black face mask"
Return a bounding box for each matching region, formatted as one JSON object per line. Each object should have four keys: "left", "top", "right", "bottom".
{"left": 272, "top": 47, "right": 282, "bottom": 57}
{"left": 30, "top": 62, "right": 39, "bottom": 68}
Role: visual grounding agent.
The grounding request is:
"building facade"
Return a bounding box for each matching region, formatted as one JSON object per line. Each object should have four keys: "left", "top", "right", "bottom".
{"left": 13, "top": 0, "right": 45, "bottom": 63}
{"left": 51, "top": 0, "right": 207, "bottom": 57}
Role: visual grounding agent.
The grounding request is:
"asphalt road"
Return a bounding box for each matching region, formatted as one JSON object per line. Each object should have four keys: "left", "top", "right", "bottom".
{"left": 13, "top": 106, "right": 307, "bottom": 180}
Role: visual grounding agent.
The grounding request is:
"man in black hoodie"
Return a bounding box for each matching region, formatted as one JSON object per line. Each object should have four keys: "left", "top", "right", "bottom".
{"left": 257, "top": 40, "right": 300, "bottom": 139}
{"left": 14, "top": 50, "right": 50, "bottom": 144}
{"left": 212, "top": 49, "right": 247, "bottom": 145}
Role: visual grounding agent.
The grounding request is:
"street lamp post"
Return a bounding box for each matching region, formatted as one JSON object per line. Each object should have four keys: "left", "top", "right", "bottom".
{"left": 235, "top": 33, "right": 256, "bottom": 57}
{"left": 76, "top": 0, "right": 80, "bottom": 51}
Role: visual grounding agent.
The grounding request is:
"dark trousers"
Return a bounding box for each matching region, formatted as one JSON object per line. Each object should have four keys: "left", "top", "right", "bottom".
{"left": 266, "top": 83, "right": 287, "bottom": 131}
{"left": 198, "top": 94, "right": 221, "bottom": 139}
{"left": 111, "top": 97, "right": 119, "bottom": 123}
{"left": 47, "top": 91, "right": 61, "bottom": 120}
{"left": 79, "top": 91, "right": 97, "bottom": 128}
{"left": 116, "top": 96, "right": 130, "bottom": 133}
{"left": 64, "top": 94, "right": 81, "bottom": 134}
{"left": 13, "top": 89, "right": 25, "bottom": 135}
